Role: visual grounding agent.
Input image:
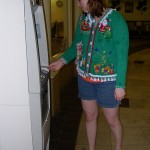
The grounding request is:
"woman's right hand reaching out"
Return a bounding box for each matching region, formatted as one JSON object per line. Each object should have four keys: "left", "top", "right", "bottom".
{"left": 47, "top": 58, "right": 66, "bottom": 72}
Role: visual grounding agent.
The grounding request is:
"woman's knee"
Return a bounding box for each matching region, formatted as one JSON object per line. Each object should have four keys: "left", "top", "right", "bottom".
{"left": 102, "top": 107, "right": 120, "bottom": 128}
{"left": 81, "top": 100, "right": 98, "bottom": 122}
{"left": 107, "top": 118, "right": 120, "bottom": 128}
{"left": 85, "top": 111, "right": 98, "bottom": 122}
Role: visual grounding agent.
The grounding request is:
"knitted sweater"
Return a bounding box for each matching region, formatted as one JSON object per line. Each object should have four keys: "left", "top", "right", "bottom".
{"left": 61, "top": 9, "right": 129, "bottom": 88}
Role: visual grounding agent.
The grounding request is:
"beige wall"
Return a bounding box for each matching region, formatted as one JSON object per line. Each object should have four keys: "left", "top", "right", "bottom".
{"left": 51, "top": 0, "right": 64, "bottom": 22}
{"left": 119, "top": 0, "right": 150, "bottom": 21}
{"left": 74, "top": 1, "right": 82, "bottom": 30}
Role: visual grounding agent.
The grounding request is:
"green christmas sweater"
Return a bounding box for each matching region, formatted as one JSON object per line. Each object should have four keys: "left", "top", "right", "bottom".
{"left": 61, "top": 9, "right": 129, "bottom": 88}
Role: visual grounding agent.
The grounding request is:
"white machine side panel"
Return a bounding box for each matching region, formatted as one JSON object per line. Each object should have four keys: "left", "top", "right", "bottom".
{"left": 0, "top": 106, "right": 33, "bottom": 150}
{"left": 33, "top": 6, "right": 49, "bottom": 67}
{"left": 0, "top": 0, "right": 29, "bottom": 105}
{"left": 29, "top": 94, "right": 43, "bottom": 150}
{"left": 24, "top": 0, "right": 41, "bottom": 93}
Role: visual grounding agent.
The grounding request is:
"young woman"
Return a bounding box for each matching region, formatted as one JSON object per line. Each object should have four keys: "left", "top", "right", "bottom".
{"left": 48, "top": 0, "right": 129, "bottom": 150}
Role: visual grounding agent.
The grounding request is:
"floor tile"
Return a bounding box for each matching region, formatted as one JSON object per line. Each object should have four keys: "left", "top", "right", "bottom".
{"left": 111, "top": 127, "right": 150, "bottom": 146}
{"left": 75, "top": 145, "right": 112, "bottom": 150}
{"left": 75, "top": 131, "right": 88, "bottom": 145}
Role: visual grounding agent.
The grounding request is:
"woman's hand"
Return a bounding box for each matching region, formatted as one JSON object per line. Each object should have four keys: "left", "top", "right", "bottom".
{"left": 114, "top": 88, "right": 125, "bottom": 101}
{"left": 47, "top": 58, "right": 66, "bottom": 71}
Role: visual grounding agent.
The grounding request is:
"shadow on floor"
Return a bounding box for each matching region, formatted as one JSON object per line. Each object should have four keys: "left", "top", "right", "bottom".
{"left": 50, "top": 78, "right": 82, "bottom": 150}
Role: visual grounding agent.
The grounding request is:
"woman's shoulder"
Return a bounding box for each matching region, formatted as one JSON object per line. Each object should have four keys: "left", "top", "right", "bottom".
{"left": 110, "top": 9, "right": 125, "bottom": 20}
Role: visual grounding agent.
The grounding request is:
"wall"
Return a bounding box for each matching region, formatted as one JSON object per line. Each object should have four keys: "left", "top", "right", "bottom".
{"left": 51, "top": 0, "right": 64, "bottom": 22}
{"left": 119, "top": 0, "right": 150, "bottom": 21}
{"left": 74, "top": 0, "right": 82, "bottom": 32}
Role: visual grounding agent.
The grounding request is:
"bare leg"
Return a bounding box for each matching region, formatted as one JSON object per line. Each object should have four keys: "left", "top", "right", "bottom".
{"left": 81, "top": 100, "right": 98, "bottom": 150}
{"left": 102, "top": 107, "right": 123, "bottom": 150}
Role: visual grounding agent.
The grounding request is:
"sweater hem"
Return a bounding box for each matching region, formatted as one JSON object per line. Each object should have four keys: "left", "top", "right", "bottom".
{"left": 77, "top": 66, "right": 117, "bottom": 82}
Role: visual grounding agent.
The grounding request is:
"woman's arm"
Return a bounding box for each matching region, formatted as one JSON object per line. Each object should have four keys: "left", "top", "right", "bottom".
{"left": 113, "top": 11, "right": 129, "bottom": 88}
{"left": 48, "top": 14, "right": 82, "bottom": 71}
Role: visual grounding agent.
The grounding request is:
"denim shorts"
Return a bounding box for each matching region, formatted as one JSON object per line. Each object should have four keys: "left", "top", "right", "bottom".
{"left": 78, "top": 75, "right": 120, "bottom": 108}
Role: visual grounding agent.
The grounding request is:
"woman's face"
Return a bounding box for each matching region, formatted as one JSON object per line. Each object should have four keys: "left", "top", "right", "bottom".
{"left": 77, "top": 0, "right": 89, "bottom": 13}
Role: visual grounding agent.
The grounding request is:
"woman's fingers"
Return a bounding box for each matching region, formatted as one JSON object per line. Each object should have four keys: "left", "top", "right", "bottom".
{"left": 114, "top": 88, "right": 125, "bottom": 101}
{"left": 47, "top": 60, "right": 63, "bottom": 71}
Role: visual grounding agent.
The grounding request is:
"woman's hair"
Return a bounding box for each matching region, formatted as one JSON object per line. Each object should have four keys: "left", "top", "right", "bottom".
{"left": 87, "top": 0, "right": 106, "bottom": 17}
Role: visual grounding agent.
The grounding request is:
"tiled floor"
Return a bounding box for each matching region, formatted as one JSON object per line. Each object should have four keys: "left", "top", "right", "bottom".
{"left": 50, "top": 39, "right": 150, "bottom": 150}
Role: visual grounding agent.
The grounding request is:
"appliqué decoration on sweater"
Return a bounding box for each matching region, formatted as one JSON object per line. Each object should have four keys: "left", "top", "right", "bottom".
{"left": 80, "top": 14, "right": 92, "bottom": 32}
{"left": 99, "top": 19, "right": 112, "bottom": 39}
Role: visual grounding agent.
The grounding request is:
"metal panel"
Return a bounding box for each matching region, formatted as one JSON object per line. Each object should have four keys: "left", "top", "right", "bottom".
{"left": 24, "top": 0, "right": 41, "bottom": 93}
{"left": 33, "top": 5, "right": 49, "bottom": 67}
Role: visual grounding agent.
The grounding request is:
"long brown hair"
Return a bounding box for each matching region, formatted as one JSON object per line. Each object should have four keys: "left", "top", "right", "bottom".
{"left": 87, "top": 0, "right": 106, "bottom": 17}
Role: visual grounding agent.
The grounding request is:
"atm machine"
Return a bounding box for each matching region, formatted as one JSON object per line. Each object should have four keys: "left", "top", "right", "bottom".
{"left": 0, "top": 0, "right": 50, "bottom": 150}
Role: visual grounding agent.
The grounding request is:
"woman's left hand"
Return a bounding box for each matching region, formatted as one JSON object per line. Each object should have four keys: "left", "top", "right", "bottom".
{"left": 114, "top": 88, "right": 125, "bottom": 101}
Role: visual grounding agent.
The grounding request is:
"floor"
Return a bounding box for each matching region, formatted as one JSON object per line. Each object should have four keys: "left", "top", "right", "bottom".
{"left": 50, "top": 39, "right": 150, "bottom": 150}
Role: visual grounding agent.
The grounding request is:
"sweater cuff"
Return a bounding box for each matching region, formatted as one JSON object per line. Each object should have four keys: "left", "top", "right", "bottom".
{"left": 60, "top": 58, "right": 66, "bottom": 65}
{"left": 115, "top": 85, "right": 125, "bottom": 88}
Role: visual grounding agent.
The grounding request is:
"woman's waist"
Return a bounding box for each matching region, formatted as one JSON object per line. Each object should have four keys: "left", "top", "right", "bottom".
{"left": 77, "top": 66, "right": 117, "bottom": 83}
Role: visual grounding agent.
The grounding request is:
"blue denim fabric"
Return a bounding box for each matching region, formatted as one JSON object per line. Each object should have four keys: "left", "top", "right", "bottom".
{"left": 78, "top": 75, "right": 120, "bottom": 108}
